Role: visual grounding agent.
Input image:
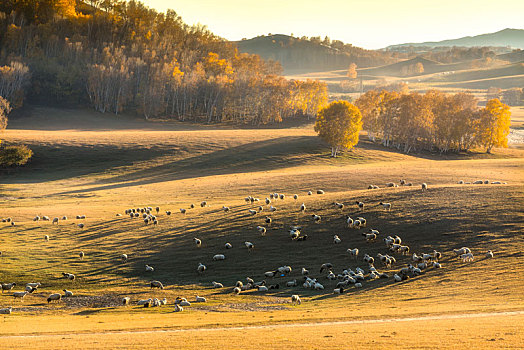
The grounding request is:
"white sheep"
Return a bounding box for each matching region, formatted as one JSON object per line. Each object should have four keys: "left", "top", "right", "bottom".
{"left": 245, "top": 241, "right": 255, "bottom": 251}
{"left": 286, "top": 280, "right": 298, "bottom": 287}
{"left": 333, "top": 235, "right": 342, "bottom": 244}
{"left": 145, "top": 265, "right": 154, "bottom": 272}
{"left": 355, "top": 201, "right": 364, "bottom": 210}
{"left": 301, "top": 267, "right": 309, "bottom": 275}
{"left": 363, "top": 232, "right": 377, "bottom": 242}
{"left": 347, "top": 248, "right": 359, "bottom": 261}
{"left": 195, "top": 296, "right": 207, "bottom": 303}
{"left": 486, "top": 250, "right": 494, "bottom": 258}
{"left": 233, "top": 287, "right": 241, "bottom": 294}
{"left": 379, "top": 202, "right": 391, "bottom": 211}
{"left": 62, "top": 272, "right": 75, "bottom": 281}
{"left": 77, "top": 223, "right": 85, "bottom": 229}
{"left": 312, "top": 214, "right": 321, "bottom": 223}
{"left": 44, "top": 235, "right": 50, "bottom": 241}
{"left": 121, "top": 254, "right": 128, "bottom": 263}
{"left": 258, "top": 285, "right": 269, "bottom": 292}
{"left": 47, "top": 293, "right": 61, "bottom": 303}
{"left": 257, "top": 226, "right": 267, "bottom": 235}
{"left": 308, "top": 191, "right": 313, "bottom": 195}
{"left": 63, "top": 289, "right": 73, "bottom": 297}
{"left": 224, "top": 242, "right": 233, "bottom": 249}
{"left": 300, "top": 203, "right": 306, "bottom": 211}
{"left": 122, "top": 297, "right": 131, "bottom": 305}
{"left": 453, "top": 247, "right": 471, "bottom": 256}
{"left": 52, "top": 217, "right": 59, "bottom": 224}
{"left": 461, "top": 253, "right": 474, "bottom": 262}
{"left": 248, "top": 209, "right": 257, "bottom": 215}
{"left": 293, "top": 194, "right": 298, "bottom": 200}
{"left": 317, "top": 190, "right": 325, "bottom": 194}
{"left": 137, "top": 298, "right": 152, "bottom": 307}
{"left": 13, "top": 291, "right": 28, "bottom": 301}
{"left": 33, "top": 215, "right": 40, "bottom": 221}
{"left": 291, "top": 295, "right": 301, "bottom": 305}
{"left": 421, "top": 183, "right": 428, "bottom": 191}
{"left": 197, "top": 263, "right": 207, "bottom": 273}
{"left": 213, "top": 254, "right": 225, "bottom": 261}
{"left": 212, "top": 281, "right": 224, "bottom": 288}
{"left": 194, "top": 238, "right": 202, "bottom": 247}
{"left": 150, "top": 280, "right": 164, "bottom": 289}
{"left": 180, "top": 208, "right": 187, "bottom": 214}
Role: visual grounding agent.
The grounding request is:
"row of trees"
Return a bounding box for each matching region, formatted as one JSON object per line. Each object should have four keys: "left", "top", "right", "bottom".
{"left": 356, "top": 90, "right": 511, "bottom": 153}
{"left": 0, "top": 0, "right": 328, "bottom": 124}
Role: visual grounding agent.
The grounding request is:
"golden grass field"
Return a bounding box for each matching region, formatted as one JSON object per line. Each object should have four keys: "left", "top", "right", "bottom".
{"left": 0, "top": 107, "right": 523, "bottom": 348}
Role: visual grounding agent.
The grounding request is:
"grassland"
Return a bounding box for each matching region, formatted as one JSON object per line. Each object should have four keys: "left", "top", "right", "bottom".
{"left": 0, "top": 107, "right": 523, "bottom": 348}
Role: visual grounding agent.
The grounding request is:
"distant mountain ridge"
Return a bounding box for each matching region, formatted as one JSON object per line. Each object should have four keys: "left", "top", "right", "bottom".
{"left": 386, "top": 28, "right": 524, "bottom": 50}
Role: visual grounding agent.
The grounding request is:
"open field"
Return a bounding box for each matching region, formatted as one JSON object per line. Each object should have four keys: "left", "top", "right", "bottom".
{"left": 0, "top": 107, "right": 523, "bottom": 348}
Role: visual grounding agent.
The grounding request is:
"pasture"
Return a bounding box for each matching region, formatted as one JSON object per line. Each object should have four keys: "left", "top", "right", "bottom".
{"left": 0, "top": 107, "right": 523, "bottom": 348}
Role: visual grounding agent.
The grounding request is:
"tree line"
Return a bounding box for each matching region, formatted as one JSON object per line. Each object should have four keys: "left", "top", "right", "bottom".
{"left": 0, "top": 0, "right": 328, "bottom": 124}
{"left": 356, "top": 90, "right": 511, "bottom": 154}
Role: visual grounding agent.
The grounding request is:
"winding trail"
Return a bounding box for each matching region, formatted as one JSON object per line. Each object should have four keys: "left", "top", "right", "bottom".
{"left": 3, "top": 310, "right": 523, "bottom": 338}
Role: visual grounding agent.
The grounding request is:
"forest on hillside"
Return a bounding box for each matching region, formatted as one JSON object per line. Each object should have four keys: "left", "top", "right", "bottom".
{"left": 0, "top": 0, "right": 327, "bottom": 124}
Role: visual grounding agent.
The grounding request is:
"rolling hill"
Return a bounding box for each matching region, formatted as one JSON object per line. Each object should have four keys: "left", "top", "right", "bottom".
{"left": 386, "top": 28, "right": 524, "bottom": 50}
{"left": 236, "top": 34, "right": 396, "bottom": 74}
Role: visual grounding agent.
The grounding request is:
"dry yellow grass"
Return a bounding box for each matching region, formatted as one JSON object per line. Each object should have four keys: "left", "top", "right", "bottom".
{"left": 0, "top": 108, "right": 523, "bottom": 348}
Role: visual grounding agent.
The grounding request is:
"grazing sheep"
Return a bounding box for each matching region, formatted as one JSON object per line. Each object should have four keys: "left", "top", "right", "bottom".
{"left": 293, "top": 194, "right": 298, "bottom": 200}
{"left": 77, "top": 223, "right": 85, "bottom": 229}
{"left": 258, "top": 285, "right": 269, "bottom": 292}
{"left": 379, "top": 202, "right": 391, "bottom": 211}
{"left": 334, "top": 202, "right": 344, "bottom": 210}
{"left": 269, "top": 206, "right": 277, "bottom": 212}
{"left": 52, "top": 217, "right": 59, "bottom": 225}
{"left": 194, "top": 238, "right": 202, "bottom": 247}
{"left": 320, "top": 263, "right": 333, "bottom": 273}
{"left": 291, "top": 295, "right": 301, "bottom": 305}
{"left": 224, "top": 242, "right": 233, "bottom": 249}
{"left": 200, "top": 201, "right": 207, "bottom": 208}
{"left": 279, "top": 194, "right": 285, "bottom": 200}
{"left": 137, "top": 298, "right": 152, "bottom": 307}
{"left": 79, "top": 251, "right": 84, "bottom": 260}
{"left": 363, "top": 232, "right": 377, "bottom": 242}
{"left": 44, "top": 235, "right": 50, "bottom": 241}
{"left": 190, "top": 204, "right": 195, "bottom": 209}
{"left": 354, "top": 283, "right": 362, "bottom": 288}
{"left": 0, "top": 307, "right": 12, "bottom": 315}
{"left": 63, "top": 289, "right": 73, "bottom": 297}
{"left": 121, "top": 254, "right": 128, "bottom": 263}
{"left": 13, "top": 291, "right": 28, "bottom": 301}
{"left": 458, "top": 180, "right": 465, "bottom": 184}
{"left": 486, "top": 250, "right": 494, "bottom": 258}
{"left": 33, "top": 215, "right": 40, "bottom": 221}
{"left": 491, "top": 181, "right": 502, "bottom": 184}
{"left": 333, "top": 235, "right": 342, "bottom": 244}
{"left": 386, "top": 182, "right": 395, "bottom": 187}
{"left": 300, "top": 203, "right": 306, "bottom": 211}
{"left": 145, "top": 265, "right": 154, "bottom": 272}
{"left": 355, "top": 201, "right": 364, "bottom": 210}
{"left": 333, "top": 287, "right": 344, "bottom": 294}
{"left": 248, "top": 209, "right": 257, "bottom": 215}
{"left": 357, "top": 217, "right": 367, "bottom": 227}
{"left": 461, "top": 253, "right": 474, "bottom": 262}
{"left": 26, "top": 282, "right": 41, "bottom": 290}
{"left": 421, "top": 183, "right": 428, "bottom": 191}
{"left": 62, "top": 273, "right": 75, "bottom": 281}
{"left": 317, "top": 190, "right": 325, "bottom": 194}
{"left": 213, "top": 254, "right": 225, "bottom": 261}
{"left": 212, "top": 281, "right": 224, "bottom": 288}
{"left": 122, "top": 297, "right": 131, "bottom": 305}
{"left": 42, "top": 216, "right": 50, "bottom": 221}
{"left": 195, "top": 296, "right": 207, "bottom": 303}
{"left": 222, "top": 206, "right": 230, "bottom": 212}
{"left": 347, "top": 248, "right": 359, "bottom": 261}
{"left": 197, "top": 263, "right": 207, "bottom": 273}
{"left": 265, "top": 216, "right": 272, "bottom": 225}
{"left": 301, "top": 267, "right": 309, "bottom": 275}
{"left": 264, "top": 271, "right": 277, "bottom": 278}
{"left": 174, "top": 304, "right": 183, "bottom": 312}
{"left": 453, "top": 247, "right": 471, "bottom": 256}
{"left": 180, "top": 208, "right": 187, "bottom": 214}
{"left": 245, "top": 241, "right": 255, "bottom": 251}
{"left": 286, "top": 280, "right": 298, "bottom": 287}
{"left": 311, "top": 214, "right": 321, "bottom": 223}
{"left": 308, "top": 191, "right": 313, "bottom": 195}
{"left": 47, "top": 293, "right": 61, "bottom": 303}
{"left": 235, "top": 281, "right": 244, "bottom": 288}
{"left": 257, "top": 226, "right": 267, "bottom": 235}
{"left": 233, "top": 287, "right": 241, "bottom": 294}
{"left": 150, "top": 281, "right": 164, "bottom": 289}
{"left": 433, "top": 262, "right": 442, "bottom": 268}
{"left": 165, "top": 211, "right": 171, "bottom": 215}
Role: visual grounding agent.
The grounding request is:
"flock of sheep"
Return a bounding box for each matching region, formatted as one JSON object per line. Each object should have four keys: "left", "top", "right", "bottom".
{"left": 0, "top": 179, "right": 500, "bottom": 315}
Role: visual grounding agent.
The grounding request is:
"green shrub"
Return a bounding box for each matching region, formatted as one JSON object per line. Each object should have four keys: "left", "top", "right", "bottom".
{"left": 0, "top": 145, "right": 33, "bottom": 166}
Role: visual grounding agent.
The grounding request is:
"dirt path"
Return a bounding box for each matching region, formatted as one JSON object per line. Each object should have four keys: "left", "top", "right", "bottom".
{"left": 4, "top": 310, "right": 523, "bottom": 338}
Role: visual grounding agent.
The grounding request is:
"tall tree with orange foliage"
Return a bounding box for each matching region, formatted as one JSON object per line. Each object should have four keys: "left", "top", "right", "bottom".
{"left": 314, "top": 101, "right": 362, "bottom": 157}
{"left": 478, "top": 99, "right": 511, "bottom": 153}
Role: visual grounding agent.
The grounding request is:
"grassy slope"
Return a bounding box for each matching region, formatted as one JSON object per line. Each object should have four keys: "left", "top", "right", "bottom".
{"left": 0, "top": 108, "right": 523, "bottom": 347}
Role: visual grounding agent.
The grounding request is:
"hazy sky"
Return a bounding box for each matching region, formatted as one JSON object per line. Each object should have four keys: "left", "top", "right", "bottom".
{"left": 143, "top": 0, "right": 524, "bottom": 49}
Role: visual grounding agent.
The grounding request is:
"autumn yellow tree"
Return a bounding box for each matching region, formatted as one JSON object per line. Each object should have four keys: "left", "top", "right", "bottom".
{"left": 347, "top": 63, "right": 357, "bottom": 79}
{"left": 314, "top": 100, "right": 362, "bottom": 157}
{"left": 0, "top": 96, "right": 11, "bottom": 144}
{"left": 478, "top": 98, "right": 511, "bottom": 153}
